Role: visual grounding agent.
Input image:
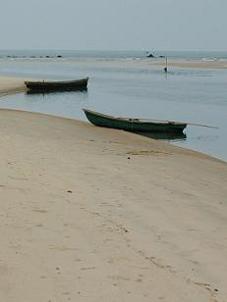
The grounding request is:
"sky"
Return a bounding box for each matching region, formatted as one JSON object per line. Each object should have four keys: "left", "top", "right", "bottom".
{"left": 0, "top": 0, "right": 227, "bottom": 51}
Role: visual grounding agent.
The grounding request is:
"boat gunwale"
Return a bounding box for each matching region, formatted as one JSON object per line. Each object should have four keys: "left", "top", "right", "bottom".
{"left": 25, "top": 77, "right": 89, "bottom": 86}
{"left": 83, "top": 109, "right": 187, "bottom": 126}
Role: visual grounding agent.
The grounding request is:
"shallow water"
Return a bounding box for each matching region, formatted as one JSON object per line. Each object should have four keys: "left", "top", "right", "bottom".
{"left": 0, "top": 53, "right": 227, "bottom": 161}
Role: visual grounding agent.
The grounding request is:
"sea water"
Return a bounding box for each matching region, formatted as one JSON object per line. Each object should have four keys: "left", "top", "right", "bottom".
{"left": 0, "top": 50, "right": 226, "bottom": 161}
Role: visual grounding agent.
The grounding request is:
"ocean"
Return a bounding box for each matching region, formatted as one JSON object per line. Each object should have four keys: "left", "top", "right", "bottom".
{"left": 0, "top": 50, "right": 226, "bottom": 161}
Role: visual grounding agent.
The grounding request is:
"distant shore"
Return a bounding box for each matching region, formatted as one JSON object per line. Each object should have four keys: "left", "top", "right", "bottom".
{"left": 58, "top": 57, "right": 227, "bottom": 70}
{"left": 152, "top": 58, "right": 227, "bottom": 69}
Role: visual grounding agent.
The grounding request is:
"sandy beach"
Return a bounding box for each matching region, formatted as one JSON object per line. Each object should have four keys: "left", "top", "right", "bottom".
{"left": 0, "top": 111, "right": 226, "bottom": 301}
{"left": 0, "top": 76, "right": 227, "bottom": 302}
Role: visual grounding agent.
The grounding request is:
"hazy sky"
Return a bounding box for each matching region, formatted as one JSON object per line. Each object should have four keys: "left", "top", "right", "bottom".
{"left": 1, "top": 0, "right": 227, "bottom": 50}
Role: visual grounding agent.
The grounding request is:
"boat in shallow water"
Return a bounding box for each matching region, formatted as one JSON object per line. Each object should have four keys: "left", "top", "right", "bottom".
{"left": 25, "top": 77, "right": 89, "bottom": 92}
{"left": 83, "top": 109, "right": 187, "bottom": 133}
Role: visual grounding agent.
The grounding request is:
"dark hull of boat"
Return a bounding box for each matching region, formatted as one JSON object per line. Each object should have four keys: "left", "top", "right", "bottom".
{"left": 25, "top": 78, "right": 89, "bottom": 92}
{"left": 83, "top": 109, "right": 187, "bottom": 133}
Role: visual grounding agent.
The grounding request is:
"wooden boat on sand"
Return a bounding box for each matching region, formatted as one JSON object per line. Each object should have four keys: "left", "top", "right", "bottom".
{"left": 83, "top": 109, "right": 187, "bottom": 133}
{"left": 25, "top": 77, "right": 89, "bottom": 92}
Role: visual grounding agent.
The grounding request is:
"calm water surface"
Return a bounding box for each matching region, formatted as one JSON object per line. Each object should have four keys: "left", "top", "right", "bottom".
{"left": 0, "top": 51, "right": 226, "bottom": 161}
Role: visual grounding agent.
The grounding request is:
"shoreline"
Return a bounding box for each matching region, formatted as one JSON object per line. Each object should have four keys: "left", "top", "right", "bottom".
{"left": 2, "top": 107, "right": 226, "bottom": 164}
{"left": 0, "top": 73, "right": 225, "bottom": 163}
{"left": 0, "top": 108, "right": 226, "bottom": 301}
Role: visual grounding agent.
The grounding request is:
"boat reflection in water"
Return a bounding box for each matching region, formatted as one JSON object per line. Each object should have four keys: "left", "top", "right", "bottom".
{"left": 134, "top": 131, "right": 186, "bottom": 141}
{"left": 26, "top": 87, "right": 88, "bottom": 95}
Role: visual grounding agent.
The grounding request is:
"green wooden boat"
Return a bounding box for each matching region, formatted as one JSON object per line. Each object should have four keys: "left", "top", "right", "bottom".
{"left": 25, "top": 77, "right": 89, "bottom": 93}
{"left": 83, "top": 109, "right": 187, "bottom": 133}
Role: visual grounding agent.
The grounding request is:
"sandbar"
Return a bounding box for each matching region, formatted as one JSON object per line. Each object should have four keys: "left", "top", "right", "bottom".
{"left": 0, "top": 107, "right": 226, "bottom": 302}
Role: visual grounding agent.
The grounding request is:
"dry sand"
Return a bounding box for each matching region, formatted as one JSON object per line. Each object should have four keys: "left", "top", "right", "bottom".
{"left": 0, "top": 76, "right": 26, "bottom": 96}
{"left": 0, "top": 108, "right": 226, "bottom": 302}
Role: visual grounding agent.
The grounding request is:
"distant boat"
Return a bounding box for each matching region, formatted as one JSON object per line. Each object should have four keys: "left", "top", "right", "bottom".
{"left": 146, "top": 52, "right": 155, "bottom": 58}
{"left": 83, "top": 109, "right": 187, "bottom": 133}
{"left": 25, "top": 77, "right": 89, "bottom": 92}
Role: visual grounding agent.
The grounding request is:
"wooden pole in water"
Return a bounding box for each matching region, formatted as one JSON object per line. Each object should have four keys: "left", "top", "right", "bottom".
{"left": 164, "top": 56, "right": 168, "bottom": 73}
